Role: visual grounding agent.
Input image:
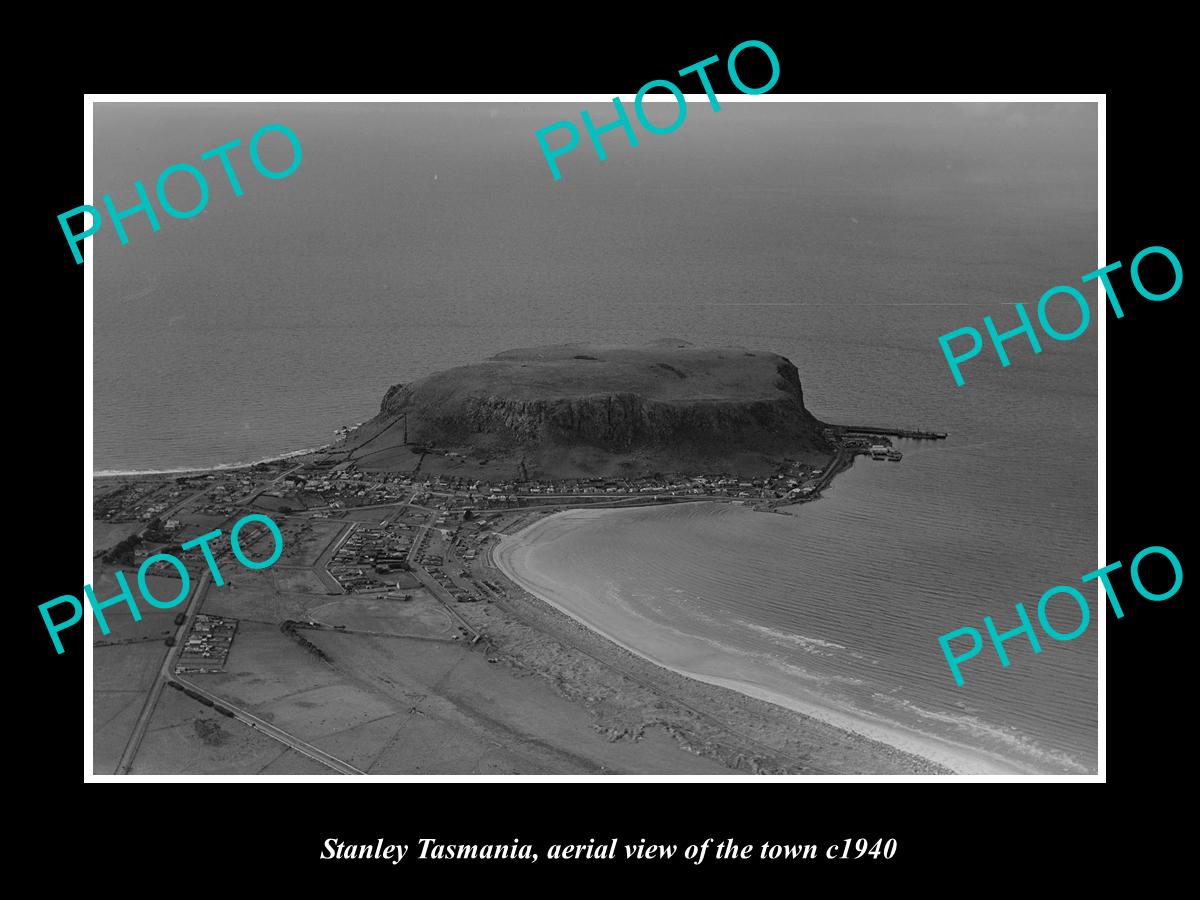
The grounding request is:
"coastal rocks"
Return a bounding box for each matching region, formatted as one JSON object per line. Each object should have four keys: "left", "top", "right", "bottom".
{"left": 380, "top": 382, "right": 408, "bottom": 410}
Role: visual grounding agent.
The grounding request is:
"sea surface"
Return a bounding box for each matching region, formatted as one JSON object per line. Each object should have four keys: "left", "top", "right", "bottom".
{"left": 94, "top": 102, "right": 1098, "bottom": 771}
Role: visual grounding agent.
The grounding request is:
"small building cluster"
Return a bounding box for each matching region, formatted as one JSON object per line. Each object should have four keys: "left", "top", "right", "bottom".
{"left": 329, "top": 523, "right": 414, "bottom": 593}
{"left": 175, "top": 614, "right": 238, "bottom": 673}
{"left": 95, "top": 480, "right": 191, "bottom": 522}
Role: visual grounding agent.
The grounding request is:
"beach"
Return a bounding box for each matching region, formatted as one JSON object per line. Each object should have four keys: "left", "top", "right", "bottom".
{"left": 493, "top": 505, "right": 1067, "bottom": 775}
{"left": 93, "top": 444, "right": 331, "bottom": 478}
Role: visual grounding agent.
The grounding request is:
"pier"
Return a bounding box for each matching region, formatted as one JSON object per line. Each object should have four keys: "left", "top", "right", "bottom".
{"left": 836, "top": 425, "right": 948, "bottom": 441}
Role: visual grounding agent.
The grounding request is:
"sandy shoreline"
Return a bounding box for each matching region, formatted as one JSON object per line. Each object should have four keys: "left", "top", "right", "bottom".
{"left": 93, "top": 443, "right": 331, "bottom": 478}
{"left": 493, "top": 507, "right": 1030, "bottom": 776}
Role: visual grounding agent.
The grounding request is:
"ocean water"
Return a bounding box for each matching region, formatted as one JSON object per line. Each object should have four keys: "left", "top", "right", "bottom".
{"left": 506, "top": 443, "right": 1097, "bottom": 773}
{"left": 93, "top": 102, "right": 1098, "bottom": 770}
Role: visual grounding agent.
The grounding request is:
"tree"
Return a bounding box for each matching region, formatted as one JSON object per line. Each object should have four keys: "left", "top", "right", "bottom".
{"left": 103, "top": 533, "right": 143, "bottom": 565}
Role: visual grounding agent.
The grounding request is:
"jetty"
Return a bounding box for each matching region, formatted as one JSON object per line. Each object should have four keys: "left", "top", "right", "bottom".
{"left": 836, "top": 425, "right": 948, "bottom": 441}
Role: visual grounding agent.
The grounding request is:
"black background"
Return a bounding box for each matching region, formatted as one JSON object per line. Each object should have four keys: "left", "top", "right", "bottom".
{"left": 22, "top": 20, "right": 1188, "bottom": 887}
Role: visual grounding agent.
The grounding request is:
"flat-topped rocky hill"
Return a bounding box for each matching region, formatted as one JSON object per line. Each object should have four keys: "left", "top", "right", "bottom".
{"left": 339, "top": 340, "right": 832, "bottom": 478}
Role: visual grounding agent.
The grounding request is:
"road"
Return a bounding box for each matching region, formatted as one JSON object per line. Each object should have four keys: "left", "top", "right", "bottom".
{"left": 763, "top": 447, "right": 851, "bottom": 511}
{"left": 403, "top": 508, "right": 481, "bottom": 640}
{"left": 236, "top": 463, "right": 308, "bottom": 507}
{"left": 299, "top": 498, "right": 432, "bottom": 515}
{"left": 171, "top": 674, "right": 365, "bottom": 775}
{"left": 115, "top": 570, "right": 212, "bottom": 774}
{"left": 409, "top": 566, "right": 480, "bottom": 642}
{"left": 162, "top": 485, "right": 215, "bottom": 520}
{"left": 405, "top": 506, "right": 443, "bottom": 565}
{"left": 292, "top": 621, "right": 457, "bottom": 644}
{"left": 312, "top": 521, "right": 357, "bottom": 593}
{"left": 114, "top": 563, "right": 364, "bottom": 776}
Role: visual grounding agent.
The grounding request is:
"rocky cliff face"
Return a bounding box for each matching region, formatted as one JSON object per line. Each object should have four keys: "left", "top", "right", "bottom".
{"left": 381, "top": 360, "right": 818, "bottom": 451}
{"left": 357, "top": 342, "right": 830, "bottom": 475}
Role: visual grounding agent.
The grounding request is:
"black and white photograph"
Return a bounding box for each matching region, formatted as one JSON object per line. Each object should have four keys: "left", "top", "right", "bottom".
{"left": 80, "top": 96, "right": 1103, "bottom": 779}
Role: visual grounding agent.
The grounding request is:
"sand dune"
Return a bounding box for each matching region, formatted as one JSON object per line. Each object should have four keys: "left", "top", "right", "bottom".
{"left": 494, "top": 508, "right": 1033, "bottom": 776}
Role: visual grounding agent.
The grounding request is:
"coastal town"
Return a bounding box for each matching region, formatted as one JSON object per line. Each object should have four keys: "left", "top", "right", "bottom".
{"left": 90, "top": 421, "right": 949, "bottom": 777}
{"left": 93, "top": 421, "right": 947, "bottom": 660}
{"left": 97, "top": 424, "right": 944, "bottom": 530}
{"left": 93, "top": 421, "right": 947, "bottom": 615}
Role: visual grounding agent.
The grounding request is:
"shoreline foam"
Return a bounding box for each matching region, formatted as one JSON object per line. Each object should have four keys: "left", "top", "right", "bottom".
{"left": 494, "top": 507, "right": 1031, "bottom": 776}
